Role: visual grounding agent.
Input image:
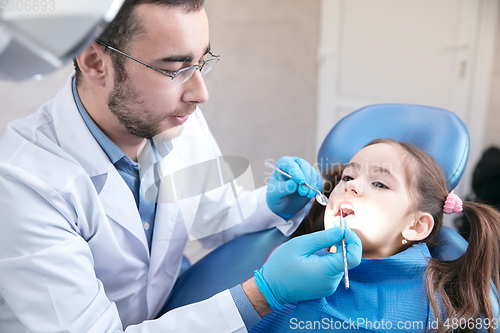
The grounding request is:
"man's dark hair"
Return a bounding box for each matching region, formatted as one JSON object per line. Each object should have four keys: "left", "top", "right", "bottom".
{"left": 73, "top": 0, "right": 204, "bottom": 86}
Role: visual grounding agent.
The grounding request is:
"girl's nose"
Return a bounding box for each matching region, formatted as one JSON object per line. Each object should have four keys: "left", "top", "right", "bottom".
{"left": 345, "top": 179, "right": 363, "bottom": 196}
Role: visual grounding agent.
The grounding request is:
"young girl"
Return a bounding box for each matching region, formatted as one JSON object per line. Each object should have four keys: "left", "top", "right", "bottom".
{"left": 252, "top": 139, "right": 500, "bottom": 333}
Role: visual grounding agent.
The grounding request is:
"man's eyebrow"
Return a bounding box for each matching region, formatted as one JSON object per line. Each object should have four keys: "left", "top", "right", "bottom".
{"left": 158, "top": 45, "right": 211, "bottom": 64}
{"left": 159, "top": 55, "right": 193, "bottom": 63}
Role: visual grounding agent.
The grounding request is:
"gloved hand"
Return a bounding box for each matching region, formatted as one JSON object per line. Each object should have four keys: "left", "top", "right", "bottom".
{"left": 266, "top": 156, "right": 323, "bottom": 220}
{"left": 253, "top": 226, "right": 362, "bottom": 310}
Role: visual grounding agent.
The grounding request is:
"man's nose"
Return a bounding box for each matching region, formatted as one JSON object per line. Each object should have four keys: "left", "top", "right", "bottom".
{"left": 182, "top": 70, "right": 209, "bottom": 104}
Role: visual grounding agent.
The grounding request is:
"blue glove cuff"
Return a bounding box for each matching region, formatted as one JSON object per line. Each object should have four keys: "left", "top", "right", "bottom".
{"left": 253, "top": 270, "right": 283, "bottom": 310}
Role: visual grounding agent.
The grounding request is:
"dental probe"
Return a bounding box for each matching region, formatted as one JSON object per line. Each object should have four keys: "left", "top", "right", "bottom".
{"left": 340, "top": 209, "right": 349, "bottom": 289}
{"left": 265, "top": 162, "right": 328, "bottom": 206}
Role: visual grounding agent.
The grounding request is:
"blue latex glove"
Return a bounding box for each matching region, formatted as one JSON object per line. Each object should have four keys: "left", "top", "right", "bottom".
{"left": 266, "top": 156, "right": 323, "bottom": 220}
{"left": 254, "top": 226, "right": 362, "bottom": 310}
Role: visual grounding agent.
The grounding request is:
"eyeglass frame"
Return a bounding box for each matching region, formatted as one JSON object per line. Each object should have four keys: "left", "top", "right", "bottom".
{"left": 95, "top": 40, "right": 220, "bottom": 85}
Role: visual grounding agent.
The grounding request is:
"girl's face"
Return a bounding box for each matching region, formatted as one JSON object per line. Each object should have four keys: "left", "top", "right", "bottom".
{"left": 325, "top": 143, "right": 416, "bottom": 259}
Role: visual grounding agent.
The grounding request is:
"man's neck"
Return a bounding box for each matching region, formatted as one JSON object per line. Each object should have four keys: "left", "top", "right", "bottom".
{"left": 77, "top": 84, "right": 145, "bottom": 162}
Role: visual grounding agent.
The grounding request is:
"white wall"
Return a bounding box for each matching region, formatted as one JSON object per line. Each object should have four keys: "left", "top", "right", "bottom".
{"left": 484, "top": 8, "right": 500, "bottom": 151}
{"left": 1, "top": 0, "right": 499, "bottom": 190}
{"left": 202, "top": 0, "right": 320, "bottom": 187}
{"left": 0, "top": 63, "right": 74, "bottom": 136}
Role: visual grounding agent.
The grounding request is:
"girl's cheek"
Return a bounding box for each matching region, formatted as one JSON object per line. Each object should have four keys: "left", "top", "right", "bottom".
{"left": 327, "top": 191, "right": 338, "bottom": 209}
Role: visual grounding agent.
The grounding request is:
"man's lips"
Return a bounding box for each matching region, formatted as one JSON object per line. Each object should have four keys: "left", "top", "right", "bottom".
{"left": 169, "top": 112, "right": 193, "bottom": 125}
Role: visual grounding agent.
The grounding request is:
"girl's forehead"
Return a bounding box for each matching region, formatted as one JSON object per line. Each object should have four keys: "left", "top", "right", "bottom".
{"left": 349, "top": 143, "right": 408, "bottom": 174}
{"left": 352, "top": 143, "right": 404, "bottom": 162}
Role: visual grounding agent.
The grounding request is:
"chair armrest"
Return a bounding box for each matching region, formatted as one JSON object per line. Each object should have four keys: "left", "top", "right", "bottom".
{"left": 163, "top": 228, "right": 290, "bottom": 312}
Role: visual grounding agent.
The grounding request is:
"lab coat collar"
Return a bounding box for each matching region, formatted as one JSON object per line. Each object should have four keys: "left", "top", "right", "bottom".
{"left": 53, "top": 73, "right": 111, "bottom": 178}
{"left": 52, "top": 73, "right": 150, "bottom": 255}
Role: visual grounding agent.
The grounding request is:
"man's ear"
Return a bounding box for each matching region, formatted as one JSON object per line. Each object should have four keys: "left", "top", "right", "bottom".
{"left": 75, "top": 42, "right": 111, "bottom": 87}
{"left": 404, "top": 213, "right": 434, "bottom": 242}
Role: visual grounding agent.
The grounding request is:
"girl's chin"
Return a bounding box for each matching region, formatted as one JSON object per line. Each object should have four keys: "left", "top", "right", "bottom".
{"left": 347, "top": 225, "right": 364, "bottom": 241}
{"left": 341, "top": 216, "right": 357, "bottom": 228}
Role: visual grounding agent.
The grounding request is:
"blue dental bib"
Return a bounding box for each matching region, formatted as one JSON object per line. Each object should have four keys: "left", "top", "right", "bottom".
{"left": 251, "top": 243, "right": 436, "bottom": 332}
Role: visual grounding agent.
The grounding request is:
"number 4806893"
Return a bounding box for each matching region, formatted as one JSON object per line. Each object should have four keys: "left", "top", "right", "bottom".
{"left": 1, "top": 1, "right": 56, "bottom": 11}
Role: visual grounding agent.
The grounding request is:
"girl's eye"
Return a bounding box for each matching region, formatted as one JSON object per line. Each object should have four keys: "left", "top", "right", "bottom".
{"left": 373, "top": 182, "right": 389, "bottom": 189}
{"left": 342, "top": 175, "right": 353, "bottom": 182}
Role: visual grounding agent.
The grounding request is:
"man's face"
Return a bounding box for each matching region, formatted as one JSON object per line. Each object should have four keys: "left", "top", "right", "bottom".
{"left": 108, "top": 4, "right": 210, "bottom": 140}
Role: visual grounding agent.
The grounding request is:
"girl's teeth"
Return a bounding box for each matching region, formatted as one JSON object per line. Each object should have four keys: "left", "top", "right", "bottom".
{"left": 340, "top": 203, "right": 353, "bottom": 210}
{"left": 340, "top": 203, "right": 355, "bottom": 217}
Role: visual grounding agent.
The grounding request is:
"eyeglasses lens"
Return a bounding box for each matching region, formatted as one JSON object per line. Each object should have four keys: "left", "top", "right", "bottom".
{"left": 200, "top": 57, "right": 218, "bottom": 75}
{"left": 171, "top": 68, "right": 196, "bottom": 85}
{"left": 170, "top": 56, "right": 220, "bottom": 85}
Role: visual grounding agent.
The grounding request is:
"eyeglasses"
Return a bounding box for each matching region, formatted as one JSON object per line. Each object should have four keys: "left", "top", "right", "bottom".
{"left": 95, "top": 40, "right": 220, "bottom": 85}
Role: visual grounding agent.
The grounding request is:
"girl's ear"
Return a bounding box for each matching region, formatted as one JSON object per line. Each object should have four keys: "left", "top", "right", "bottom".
{"left": 404, "top": 213, "right": 434, "bottom": 242}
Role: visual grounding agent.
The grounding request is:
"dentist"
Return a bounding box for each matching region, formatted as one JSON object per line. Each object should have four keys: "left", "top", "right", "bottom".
{"left": 0, "top": 0, "right": 362, "bottom": 332}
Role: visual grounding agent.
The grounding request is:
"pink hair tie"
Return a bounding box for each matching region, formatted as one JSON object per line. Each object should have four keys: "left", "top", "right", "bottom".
{"left": 443, "top": 191, "right": 463, "bottom": 214}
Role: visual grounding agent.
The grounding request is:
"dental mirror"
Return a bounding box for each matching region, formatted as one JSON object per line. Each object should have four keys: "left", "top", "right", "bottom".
{"left": 315, "top": 192, "right": 328, "bottom": 206}
{"left": 265, "top": 162, "right": 328, "bottom": 206}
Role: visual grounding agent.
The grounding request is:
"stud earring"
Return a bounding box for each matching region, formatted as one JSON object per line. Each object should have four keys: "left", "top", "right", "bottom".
{"left": 402, "top": 237, "right": 408, "bottom": 245}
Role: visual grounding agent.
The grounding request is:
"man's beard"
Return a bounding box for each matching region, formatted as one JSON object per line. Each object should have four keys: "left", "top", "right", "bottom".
{"left": 107, "top": 79, "right": 194, "bottom": 140}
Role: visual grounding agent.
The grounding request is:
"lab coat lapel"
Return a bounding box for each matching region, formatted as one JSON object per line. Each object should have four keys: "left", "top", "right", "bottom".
{"left": 146, "top": 148, "right": 194, "bottom": 317}
{"left": 99, "top": 167, "right": 149, "bottom": 253}
{"left": 52, "top": 74, "right": 108, "bottom": 178}
{"left": 51, "top": 74, "right": 149, "bottom": 254}
{"left": 148, "top": 182, "right": 194, "bottom": 278}
{"left": 148, "top": 200, "right": 180, "bottom": 278}
{"left": 146, "top": 119, "right": 216, "bottom": 297}
{"left": 147, "top": 141, "right": 184, "bottom": 272}
{"left": 149, "top": 148, "right": 191, "bottom": 271}
{"left": 146, "top": 200, "right": 186, "bottom": 318}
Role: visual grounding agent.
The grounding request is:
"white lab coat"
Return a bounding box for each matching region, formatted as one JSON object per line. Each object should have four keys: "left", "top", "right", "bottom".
{"left": 0, "top": 74, "right": 303, "bottom": 332}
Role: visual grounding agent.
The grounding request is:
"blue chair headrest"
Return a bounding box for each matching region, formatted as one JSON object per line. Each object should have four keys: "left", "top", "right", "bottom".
{"left": 161, "top": 105, "right": 472, "bottom": 315}
{"left": 317, "top": 104, "right": 470, "bottom": 190}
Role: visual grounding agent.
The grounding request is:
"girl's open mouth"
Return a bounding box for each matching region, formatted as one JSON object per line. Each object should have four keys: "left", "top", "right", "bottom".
{"left": 335, "top": 203, "right": 355, "bottom": 218}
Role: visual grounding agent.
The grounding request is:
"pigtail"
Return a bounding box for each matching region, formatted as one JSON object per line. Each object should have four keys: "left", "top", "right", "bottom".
{"left": 426, "top": 201, "right": 500, "bottom": 333}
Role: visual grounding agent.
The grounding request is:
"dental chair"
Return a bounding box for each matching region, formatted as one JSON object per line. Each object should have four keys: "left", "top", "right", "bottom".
{"left": 162, "top": 104, "right": 485, "bottom": 327}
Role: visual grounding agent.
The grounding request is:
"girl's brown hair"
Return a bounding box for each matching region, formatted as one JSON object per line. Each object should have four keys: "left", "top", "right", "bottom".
{"left": 387, "top": 138, "right": 500, "bottom": 333}
{"left": 291, "top": 166, "right": 344, "bottom": 238}
{"left": 295, "top": 139, "right": 500, "bottom": 332}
